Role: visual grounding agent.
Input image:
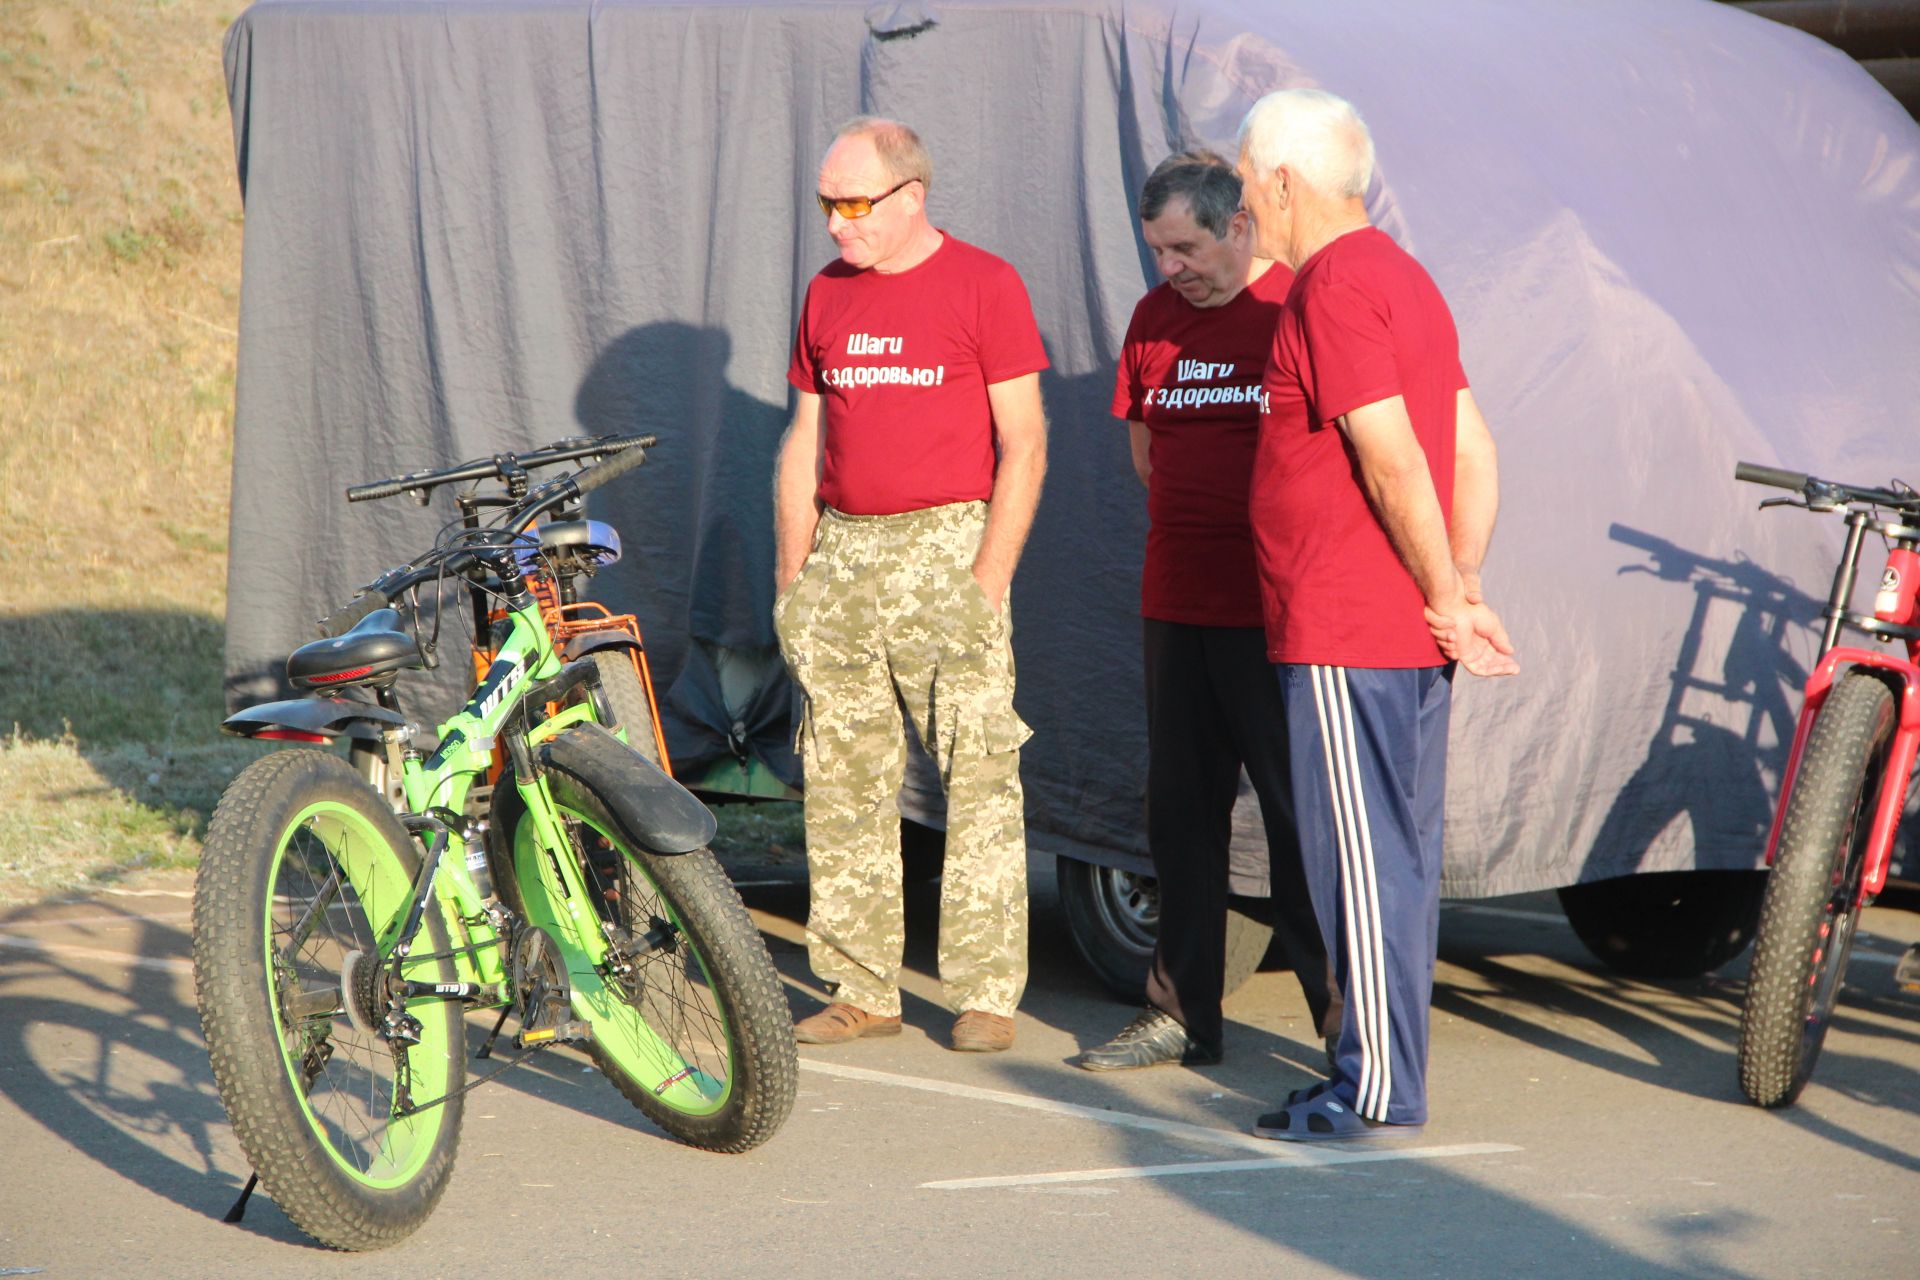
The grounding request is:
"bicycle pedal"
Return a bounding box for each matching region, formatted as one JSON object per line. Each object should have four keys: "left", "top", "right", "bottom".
{"left": 516, "top": 1019, "right": 593, "bottom": 1049}
{"left": 1895, "top": 945, "right": 1920, "bottom": 991}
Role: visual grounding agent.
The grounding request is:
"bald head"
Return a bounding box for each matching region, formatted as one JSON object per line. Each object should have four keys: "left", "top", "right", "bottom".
{"left": 1236, "top": 89, "right": 1374, "bottom": 200}
{"left": 832, "top": 116, "right": 933, "bottom": 195}
{"left": 817, "top": 116, "right": 942, "bottom": 273}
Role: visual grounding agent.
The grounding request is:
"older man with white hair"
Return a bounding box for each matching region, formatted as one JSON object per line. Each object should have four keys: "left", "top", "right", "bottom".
{"left": 1234, "top": 89, "right": 1518, "bottom": 1140}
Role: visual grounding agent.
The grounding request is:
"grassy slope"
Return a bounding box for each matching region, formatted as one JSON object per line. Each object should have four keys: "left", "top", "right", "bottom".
{"left": 0, "top": 0, "right": 800, "bottom": 902}
{"left": 0, "top": 0, "right": 253, "bottom": 902}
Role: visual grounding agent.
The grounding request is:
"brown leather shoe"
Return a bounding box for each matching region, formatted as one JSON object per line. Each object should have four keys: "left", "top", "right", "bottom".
{"left": 793, "top": 1002, "right": 903, "bottom": 1044}
{"left": 950, "top": 1010, "right": 1015, "bottom": 1052}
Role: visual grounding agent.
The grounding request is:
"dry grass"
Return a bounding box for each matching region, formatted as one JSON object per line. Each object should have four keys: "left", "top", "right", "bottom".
{"left": 0, "top": 0, "right": 244, "bottom": 902}
{"left": 0, "top": 1, "right": 802, "bottom": 904}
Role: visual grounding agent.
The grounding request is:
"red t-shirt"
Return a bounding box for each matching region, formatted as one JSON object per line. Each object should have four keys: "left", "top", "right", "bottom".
{"left": 1111, "top": 263, "right": 1294, "bottom": 627}
{"left": 1251, "top": 227, "right": 1467, "bottom": 667}
{"left": 787, "top": 233, "right": 1049, "bottom": 515}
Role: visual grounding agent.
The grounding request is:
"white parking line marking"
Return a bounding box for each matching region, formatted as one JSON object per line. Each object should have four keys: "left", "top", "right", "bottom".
{"left": 0, "top": 932, "right": 194, "bottom": 975}
{"left": 923, "top": 1144, "right": 1525, "bottom": 1190}
{"left": 799, "top": 1059, "right": 1520, "bottom": 1178}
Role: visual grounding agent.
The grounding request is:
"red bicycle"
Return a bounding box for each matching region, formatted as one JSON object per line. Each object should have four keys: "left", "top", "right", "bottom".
{"left": 1733, "top": 461, "right": 1920, "bottom": 1108}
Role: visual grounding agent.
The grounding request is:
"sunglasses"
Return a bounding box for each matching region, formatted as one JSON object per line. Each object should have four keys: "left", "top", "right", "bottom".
{"left": 816, "top": 178, "right": 916, "bottom": 220}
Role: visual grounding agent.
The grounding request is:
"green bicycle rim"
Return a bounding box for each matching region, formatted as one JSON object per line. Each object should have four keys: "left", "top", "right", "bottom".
{"left": 512, "top": 807, "right": 736, "bottom": 1116}
{"left": 264, "top": 800, "right": 455, "bottom": 1188}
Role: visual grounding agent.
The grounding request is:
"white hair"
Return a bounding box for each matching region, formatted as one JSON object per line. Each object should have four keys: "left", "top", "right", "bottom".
{"left": 1236, "top": 89, "right": 1375, "bottom": 200}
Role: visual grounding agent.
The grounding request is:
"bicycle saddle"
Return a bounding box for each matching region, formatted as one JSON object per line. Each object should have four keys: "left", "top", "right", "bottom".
{"left": 287, "top": 607, "right": 422, "bottom": 689}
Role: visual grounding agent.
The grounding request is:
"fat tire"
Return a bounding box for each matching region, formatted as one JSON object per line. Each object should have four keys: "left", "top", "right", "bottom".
{"left": 193, "top": 750, "right": 463, "bottom": 1251}
{"left": 492, "top": 746, "right": 795, "bottom": 1151}
{"left": 589, "top": 651, "right": 664, "bottom": 767}
{"left": 1737, "top": 670, "right": 1895, "bottom": 1108}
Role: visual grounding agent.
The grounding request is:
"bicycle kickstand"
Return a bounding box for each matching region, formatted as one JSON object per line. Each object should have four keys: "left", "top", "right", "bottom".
{"left": 224, "top": 1171, "right": 260, "bottom": 1224}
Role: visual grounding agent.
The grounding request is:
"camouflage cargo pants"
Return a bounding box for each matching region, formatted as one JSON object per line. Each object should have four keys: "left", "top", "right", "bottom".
{"left": 773, "top": 501, "right": 1032, "bottom": 1018}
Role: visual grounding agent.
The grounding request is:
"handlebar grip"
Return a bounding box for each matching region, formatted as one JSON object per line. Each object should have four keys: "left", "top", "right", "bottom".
{"left": 346, "top": 478, "right": 414, "bottom": 503}
{"left": 571, "top": 442, "right": 649, "bottom": 496}
{"left": 1734, "top": 461, "right": 1810, "bottom": 491}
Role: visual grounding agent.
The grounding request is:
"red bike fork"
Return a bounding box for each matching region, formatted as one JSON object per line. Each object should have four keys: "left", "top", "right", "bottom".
{"left": 1766, "top": 649, "right": 1920, "bottom": 903}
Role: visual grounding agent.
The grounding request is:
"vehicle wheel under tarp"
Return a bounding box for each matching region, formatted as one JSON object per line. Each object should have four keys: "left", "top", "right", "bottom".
{"left": 1057, "top": 856, "right": 1273, "bottom": 1003}
{"left": 1558, "top": 869, "right": 1767, "bottom": 979}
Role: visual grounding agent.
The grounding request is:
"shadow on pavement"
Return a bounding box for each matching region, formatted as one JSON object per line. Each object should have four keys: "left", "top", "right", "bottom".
{"left": 739, "top": 868, "right": 1762, "bottom": 1279}
{"left": 0, "top": 897, "right": 311, "bottom": 1246}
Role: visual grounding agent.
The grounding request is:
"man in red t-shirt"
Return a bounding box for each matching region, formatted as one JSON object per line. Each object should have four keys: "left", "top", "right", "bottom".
{"left": 1234, "top": 90, "right": 1518, "bottom": 1140}
{"left": 1076, "top": 151, "right": 1339, "bottom": 1073}
{"left": 773, "top": 117, "right": 1050, "bottom": 1053}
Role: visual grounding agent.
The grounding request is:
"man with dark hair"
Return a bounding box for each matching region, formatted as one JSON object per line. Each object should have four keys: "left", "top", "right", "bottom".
{"left": 774, "top": 117, "right": 1049, "bottom": 1053}
{"left": 1236, "top": 90, "right": 1517, "bottom": 1140}
{"left": 1077, "top": 149, "right": 1338, "bottom": 1072}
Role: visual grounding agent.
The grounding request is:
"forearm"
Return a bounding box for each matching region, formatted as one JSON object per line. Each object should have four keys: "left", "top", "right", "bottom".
{"left": 974, "top": 435, "right": 1047, "bottom": 599}
{"left": 1449, "top": 389, "right": 1499, "bottom": 582}
{"left": 1359, "top": 452, "right": 1465, "bottom": 611}
{"left": 1127, "top": 420, "right": 1151, "bottom": 487}
{"left": 1450, "top": 451, "right": 1498, "bottom": 583}
{"left": 772, "top": 413, "right": 823, "bottom": 588}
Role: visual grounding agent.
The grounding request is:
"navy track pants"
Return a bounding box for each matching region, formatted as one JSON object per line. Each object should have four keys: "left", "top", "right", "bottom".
{"left": 1275, "top": 662, "right": 1451, "bottom": 1125}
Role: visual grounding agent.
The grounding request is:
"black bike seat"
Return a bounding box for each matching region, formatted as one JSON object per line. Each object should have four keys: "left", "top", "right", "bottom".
{"left": 287, "top": 607, "right": 422, "bottom": 689}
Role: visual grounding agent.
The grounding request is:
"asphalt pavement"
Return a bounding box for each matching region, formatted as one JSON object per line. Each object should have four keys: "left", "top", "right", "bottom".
{"left": 0, "top": 851, "right": 1915, "bottom": 1279}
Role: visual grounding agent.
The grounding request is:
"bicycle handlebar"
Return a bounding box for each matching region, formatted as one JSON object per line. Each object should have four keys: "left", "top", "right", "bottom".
{"left": 1734, "top": 460, "right": 1918, "bottom": 512}
{"left": 571, "top": 440, "right": 650, "bottom": 497}
{"left": 345, "top": 434, "right": 658, "bottom": 503}
{"left": 1732, "top": 462, "right": 1810, "bottom": 492}
{"left": 324, "top": 438, "right": 655, "bottom": 633}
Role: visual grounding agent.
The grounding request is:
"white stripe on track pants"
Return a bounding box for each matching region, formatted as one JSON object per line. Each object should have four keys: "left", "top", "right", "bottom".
{"left": 1276, "top": 662, "right": 1451, "bottom": 1125}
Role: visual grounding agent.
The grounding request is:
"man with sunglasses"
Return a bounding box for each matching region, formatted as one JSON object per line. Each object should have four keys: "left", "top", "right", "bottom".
{"left": 774, "top": 117, "right": 1049, "bottom": 1053}
{"left": 1076, "top": 151, "right": 1339, "bottom": 1074}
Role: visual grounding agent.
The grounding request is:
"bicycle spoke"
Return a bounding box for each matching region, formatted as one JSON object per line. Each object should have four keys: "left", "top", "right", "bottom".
{"left": 278, "top": 857, "right": 342, "bottom": 964}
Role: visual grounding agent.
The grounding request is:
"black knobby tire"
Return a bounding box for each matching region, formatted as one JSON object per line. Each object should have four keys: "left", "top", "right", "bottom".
{"left": 1738, "top": 670, "right": 1895, "bottom": 1109}
{"left": 193, "top": 750, "right": 464, "bottom": 1251}
{"left": 491, "top": 739, "right": 795, "bottom": 1151}
{"left": 1056, "top": 856, "right": 1272, "bottom": 1002}
{"left": 1558, "top": 870, "right": 1767, "bottom": 980}
{"left": 589, "top": 650, "right": 664, "bottom": 767}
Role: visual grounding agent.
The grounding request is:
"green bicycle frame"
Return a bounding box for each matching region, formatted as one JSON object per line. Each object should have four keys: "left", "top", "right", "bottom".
{"left": 391, "top": 596, "right": 610, "bottom": 994}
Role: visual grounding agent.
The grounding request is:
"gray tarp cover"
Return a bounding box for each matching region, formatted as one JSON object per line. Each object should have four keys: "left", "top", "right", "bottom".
{"left": 222, "top": 0, "right": 1920, "bottom": 898}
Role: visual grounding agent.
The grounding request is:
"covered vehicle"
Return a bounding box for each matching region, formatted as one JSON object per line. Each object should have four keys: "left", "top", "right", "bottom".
{"left": 220, "top": 0, "right": 1920, "bottom": 988}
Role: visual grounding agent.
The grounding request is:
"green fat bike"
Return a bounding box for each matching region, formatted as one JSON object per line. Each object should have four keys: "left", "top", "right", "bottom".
{"left": 194, "top": 444, "right": 796, "bottom": 1250}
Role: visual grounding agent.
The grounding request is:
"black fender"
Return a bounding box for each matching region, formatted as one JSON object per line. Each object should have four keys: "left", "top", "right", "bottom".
{"left": 222, "top": 697, "right": 406, "bottom": 741}
{"left": 562, "top": 630, "right": 641, "bottom": 662}
{"left": 537, "top": 721, "right": 716, "bottom": 854}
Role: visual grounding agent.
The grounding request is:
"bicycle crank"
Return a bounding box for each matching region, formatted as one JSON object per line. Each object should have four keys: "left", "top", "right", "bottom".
{"left": 511, "top": 925, "right": 592, "bottom": 1048}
